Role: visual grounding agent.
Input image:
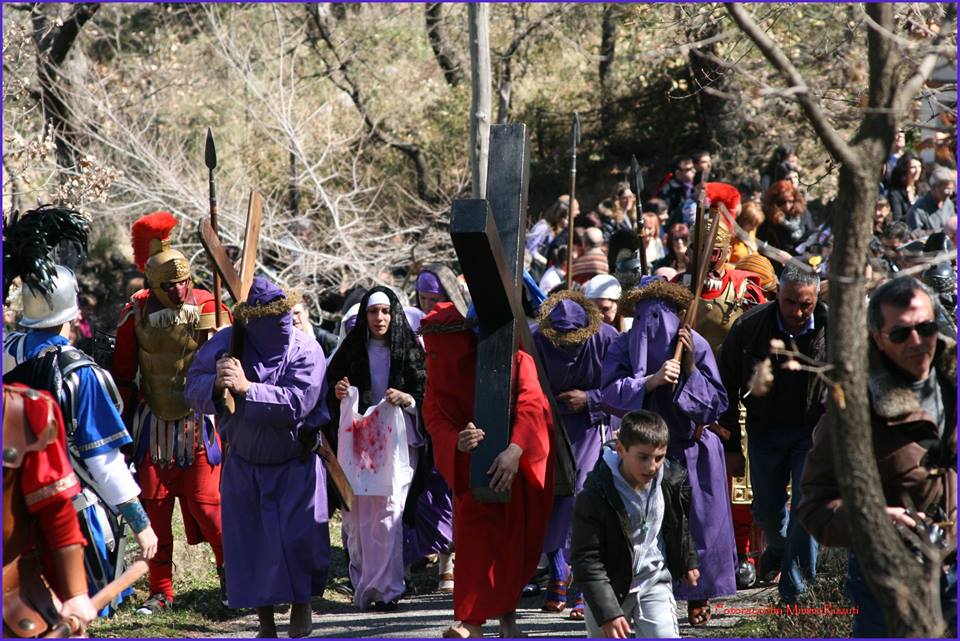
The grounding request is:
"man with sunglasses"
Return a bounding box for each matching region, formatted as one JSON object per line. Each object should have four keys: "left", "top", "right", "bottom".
{"left": 798, "top": 277, "right": 957, "bottom": 637}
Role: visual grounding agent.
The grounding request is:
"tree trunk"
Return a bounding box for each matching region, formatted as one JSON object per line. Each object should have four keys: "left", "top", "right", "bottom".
{"left": 686, "top": 17, "right": 745, "bottom": 165}
{"left": 30, "top": 3, "right": 100, "bottom": 182}
{"left": 496, "top": 58, "right": 513, "bottom": 125}
{"left": 288, "top": 150, "right": 300, "bottom": 219}
{"left": 425, "top": 3, "right": 464, "bottom": 88}
{"left": 468, "top": 3, "right": 491, "bottom": 199}
{"left": 3, "top": 155, "right": 24, "bottom": 215}
{"left": 599, "top": 4, "right": 618, "bottom": 137}
{"left": 829, "top": 158, "right": 944, "bottom": 638}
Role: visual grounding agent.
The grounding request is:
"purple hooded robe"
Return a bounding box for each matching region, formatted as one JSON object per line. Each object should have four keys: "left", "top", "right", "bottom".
{"left": 600, "top": 291, "right": 737, "bottom": 601}
{"left": 533, "top": 298, "right": 619, "bottom": 555}
{"left": 184, "top": 277, "right": 330, "bottom": 608}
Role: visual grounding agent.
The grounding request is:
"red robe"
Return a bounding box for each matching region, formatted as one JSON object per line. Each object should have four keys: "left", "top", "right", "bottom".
{"left": 421, "top": 303, "right": 554, "bottom": 625}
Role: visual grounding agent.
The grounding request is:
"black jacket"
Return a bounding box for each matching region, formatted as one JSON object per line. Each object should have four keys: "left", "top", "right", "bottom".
{"left": 571, "top": 453, "right": 698, "bottom": 626}
{"left": 716, "top": 301, "right": 828, "bottom": 452}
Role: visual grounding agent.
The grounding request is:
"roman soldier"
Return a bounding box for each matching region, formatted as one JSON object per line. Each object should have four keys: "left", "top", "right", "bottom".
{"left": 111, "top": 211, "right": 230, "bottom": 614}
{"left": 3, "top": 206, "right": 158, "bottom": 616}
{"left": 677, "top": 184, "right": 766, "bottom": 353}
{"left": 676, "top": 185, "right": 767, "bottom": 588}
{"left": 3, "top": 383, "right": 97, "bottom": 637}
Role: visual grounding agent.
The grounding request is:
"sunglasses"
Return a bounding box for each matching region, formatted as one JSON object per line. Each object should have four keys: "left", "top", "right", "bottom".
{"left": 885, "top": 320, "right": 938, "bottom": 343}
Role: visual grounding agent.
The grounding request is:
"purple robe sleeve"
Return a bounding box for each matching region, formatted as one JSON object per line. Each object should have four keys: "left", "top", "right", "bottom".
{"left": 184, "top": 330, "right": 231, "bottom": 415}
{"left": 600, "top": 334, "right": 651, "bottom": 418}
{"left": 673, "top": 334, "right": 729, "bottom": 428}
{"left": 243, "top": 344, "right": 328, "bottom": 426}
{"left": 586, "top": 388, "right": 606, "bottom": 426}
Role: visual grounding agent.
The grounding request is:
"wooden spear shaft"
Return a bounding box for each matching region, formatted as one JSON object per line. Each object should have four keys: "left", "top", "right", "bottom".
{"left": 565, "top": 112, "right": 580, "bottom": 289}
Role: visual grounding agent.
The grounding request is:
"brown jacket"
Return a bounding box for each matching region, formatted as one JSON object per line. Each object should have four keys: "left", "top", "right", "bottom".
{"left": 797, "top": 336, "right": 957, "bottom": 547}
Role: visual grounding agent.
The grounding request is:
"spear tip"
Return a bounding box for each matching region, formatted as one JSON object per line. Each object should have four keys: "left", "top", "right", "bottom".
{"left": 629, "top": 155, "right": 644, "bottom": 194}
{"left": 205, "top": 127, "right": 217, "bottom": 170}
{"left": 571, "top": 112, "right": 581, "bottom": 147}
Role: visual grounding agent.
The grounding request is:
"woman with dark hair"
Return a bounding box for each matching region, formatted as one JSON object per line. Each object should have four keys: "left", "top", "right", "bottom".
{"left": 326, "top": 286, "right": 427, "bottom": 611}
{"left": 598, "top": 181, "right": 638, "bottom": 240}
{"left": 526, "top": 196, "right": 573, "bottom": 281}
{"left": 651, "top": 223, "right": 691, "bottom": 274}
{"left": 887, "top": 152, "right": 923, "bottom": 223}
{"left": 760, "top": 144, "right": 797, "bottom": 193}
{"left": 758, "top": 180, "right": 815, "bottom": 255}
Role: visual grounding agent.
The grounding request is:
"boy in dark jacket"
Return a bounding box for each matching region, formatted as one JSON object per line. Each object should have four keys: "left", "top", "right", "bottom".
{"left": 572, "top": 410, "right": 700, "bottom": 638}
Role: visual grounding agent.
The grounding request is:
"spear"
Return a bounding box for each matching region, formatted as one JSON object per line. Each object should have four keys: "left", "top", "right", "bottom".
{"left": 688, "top": 167, "right": 710, "bottom": 293}
{"left": 205, "top": 128, "right": 223, "bottom": 327}
{"left": 565, "top": 112, "right": 580, "bottom": 289}
{"left": 629, "top": 155, "right": 647, "bottom": 275}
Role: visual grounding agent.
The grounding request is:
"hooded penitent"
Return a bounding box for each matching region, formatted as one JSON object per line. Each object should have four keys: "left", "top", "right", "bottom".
{"left": 131, "top": 212, "right": 192, "bottom": 310}
{"left": 232, "top": 277, "right": 301, "bottom": 384}
{"left": 532, "top": 289, "right": 619, "bottom": 561}
{"left": 183, "top": 275, "right": 331, "bottom": 609}
{"left": 416, "top": 263, "right": 471, "bottom": 318}
{"left": 601, "top": 275, "right": 737, "bottom": 601}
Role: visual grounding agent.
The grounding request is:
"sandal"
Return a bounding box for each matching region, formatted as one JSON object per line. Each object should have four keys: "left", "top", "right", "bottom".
{"left": 568, "top": 597, "right": 585, "bottom": 621}
{"left": 688, "top": 599, "right": 711, "bottom": 626}
{"left": 540, "top": 580, "right": 568, "bottom": 613}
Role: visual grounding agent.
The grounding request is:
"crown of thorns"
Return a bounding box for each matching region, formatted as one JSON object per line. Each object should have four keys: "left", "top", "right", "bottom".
{"left": 232, "top": 289, "right": 302, "bottom": 321}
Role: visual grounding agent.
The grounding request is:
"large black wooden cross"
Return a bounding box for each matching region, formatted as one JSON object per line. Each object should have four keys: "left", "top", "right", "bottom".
{"left": 450, "top": 124, "right": 575, "bottom": 503}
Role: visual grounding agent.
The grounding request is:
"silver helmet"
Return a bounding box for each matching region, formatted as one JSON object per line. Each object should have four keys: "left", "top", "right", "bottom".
{"left": 19, "top": 265, "right": 80, "bottom": 329}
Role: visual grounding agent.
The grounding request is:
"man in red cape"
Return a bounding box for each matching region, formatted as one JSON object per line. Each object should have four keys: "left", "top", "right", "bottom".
{"left": 421, "top": 302, "right": 554, "bottom": 638}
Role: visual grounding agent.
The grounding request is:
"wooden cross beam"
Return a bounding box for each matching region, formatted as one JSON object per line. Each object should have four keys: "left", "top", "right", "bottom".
{"left": 199, "top": 190, "right": 263, "bottom": 304}
{"left": 450, "top": 124, "right": 575, "bottom": 503}
{"left": 198, "top": 189, "right": 263, "bottom": 414}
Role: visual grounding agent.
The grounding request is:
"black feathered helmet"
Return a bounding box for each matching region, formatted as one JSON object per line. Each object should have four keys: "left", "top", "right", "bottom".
{"left": 3, "top": 206, "right": 89, "bottom": 328}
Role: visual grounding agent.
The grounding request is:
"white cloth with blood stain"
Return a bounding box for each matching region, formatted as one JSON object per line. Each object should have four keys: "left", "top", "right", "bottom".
{"left": 337, "top": 385, "right": 414, "bottom": 497}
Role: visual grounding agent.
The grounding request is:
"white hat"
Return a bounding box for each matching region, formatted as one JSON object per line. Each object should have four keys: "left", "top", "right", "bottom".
{"left": 583, "top": 274, "right": 621, "bottom": 301}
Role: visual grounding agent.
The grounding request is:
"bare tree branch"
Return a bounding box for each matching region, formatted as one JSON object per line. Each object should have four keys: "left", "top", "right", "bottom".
{"left": 725, "top": 2, "right": 860, "bottom": 170}
{"left": 894, "top": 29, "right": 955, "bottom": 116}
{"left": 424, "top": 3, "right": 465, "bottom": 88}
{"left": 306, "top": 4, "right": 438, "bottom": 204}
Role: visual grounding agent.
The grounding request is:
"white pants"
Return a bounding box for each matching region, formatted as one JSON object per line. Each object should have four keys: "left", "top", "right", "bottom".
{"left": 584, "top": 581, "right": 679, "bottom": 638}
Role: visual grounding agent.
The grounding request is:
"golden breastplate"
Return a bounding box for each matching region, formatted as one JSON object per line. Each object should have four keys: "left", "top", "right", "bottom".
{"left": 694, "top": 278, "right": 748, "bottom": 354}
{"left": 134, "top": 305, "right": 206, "bottom": 421}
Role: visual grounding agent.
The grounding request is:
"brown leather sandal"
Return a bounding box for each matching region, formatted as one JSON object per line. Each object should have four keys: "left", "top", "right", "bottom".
{"left": 541, "top": 580, "right": 568, "bottom": 612}
{"left": 688, "top": 599, "right": 711, "bottom": 626}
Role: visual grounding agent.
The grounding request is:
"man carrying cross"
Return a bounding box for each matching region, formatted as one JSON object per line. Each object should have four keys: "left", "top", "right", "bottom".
{"left": 185, "top": 277, "right": 330, "bottom": 638}
{"left": 421, "top": 302, "right": 554, "bottom": 638}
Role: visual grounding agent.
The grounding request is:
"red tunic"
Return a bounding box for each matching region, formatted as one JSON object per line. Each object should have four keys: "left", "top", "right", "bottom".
{"left": 4, "top": 384, "right": 85, "bottom": 599}
{"left": 421, "top": 303, "right": 554, "bottom": 625}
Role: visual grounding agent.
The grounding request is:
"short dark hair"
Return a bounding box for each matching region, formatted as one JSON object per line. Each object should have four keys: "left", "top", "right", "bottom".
{"left": 883, "top": 221, "right": 911, "bottom": 243}
{"left": 692, "top": 150, "right": 711, "bottom": 163}
{"left": 642, "top": 198, "right": 668, "bottom": 215}
{"left": 618, "top": 410, "right": 669, "bottom": 449}
{"left": 867, "top": 276, "right": 932, "bottom": 331}
{"left": 674, "top": 156, "right": 694, "bottom": 170}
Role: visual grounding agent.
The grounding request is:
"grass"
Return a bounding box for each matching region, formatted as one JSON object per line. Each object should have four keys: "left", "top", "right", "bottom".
{"left": 87, "top": 505, "right": 443, "bottom": 637}
{"left": 745, "top": 546, "right": 855, "bottom": 639}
